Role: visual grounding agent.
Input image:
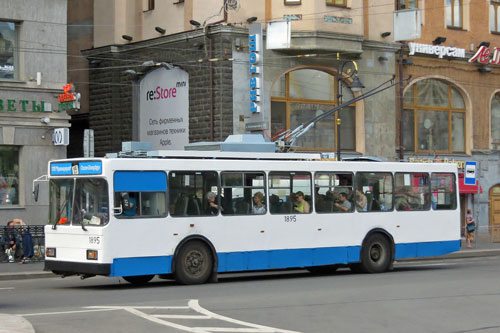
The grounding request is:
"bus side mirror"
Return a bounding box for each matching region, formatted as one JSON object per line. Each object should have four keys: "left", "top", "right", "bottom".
{"left": 33, "top": 184, "right": 39, "bottom": 202}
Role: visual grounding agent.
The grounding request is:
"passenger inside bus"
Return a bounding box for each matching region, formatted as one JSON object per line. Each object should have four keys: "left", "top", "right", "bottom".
{"left": 294, "top": 191, "right": 310, "bottom": 213}
{"left": 252, "top": 191, "right": 266, "bottom": 214}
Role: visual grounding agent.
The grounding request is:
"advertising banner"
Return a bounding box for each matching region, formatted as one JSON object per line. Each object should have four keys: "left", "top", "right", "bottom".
{"left": 139, "top": 67, "right": 189, "bottom": 150}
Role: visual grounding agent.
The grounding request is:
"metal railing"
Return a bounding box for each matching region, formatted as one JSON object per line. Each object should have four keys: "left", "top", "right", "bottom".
{"left": 1, "top": 225, "right": 45, "bottom": 262}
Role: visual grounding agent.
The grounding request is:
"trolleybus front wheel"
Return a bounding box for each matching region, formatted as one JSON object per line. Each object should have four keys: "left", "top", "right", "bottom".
{"left": 122, "top": 275, "right": 155, "bottom": 285}
{"left": 359, "top": 233, "right": 392, "bottom": 273}
{"left": 174, "top": 241, "right": 213, "bottom": 285}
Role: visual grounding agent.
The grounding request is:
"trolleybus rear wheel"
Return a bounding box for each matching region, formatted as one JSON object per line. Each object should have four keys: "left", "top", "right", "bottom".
{"left": 174, "top": 241, "right": 213, "bottom": 285}
{"left": 360, "top": 234, "right": 392, "bottom": 273}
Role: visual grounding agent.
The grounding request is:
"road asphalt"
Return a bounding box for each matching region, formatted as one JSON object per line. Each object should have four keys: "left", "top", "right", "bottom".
{"left": 1, "top": 234, "right": 500, "bottom": 333}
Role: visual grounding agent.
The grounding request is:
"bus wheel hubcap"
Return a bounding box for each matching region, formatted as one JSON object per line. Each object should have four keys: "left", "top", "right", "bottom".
{"left": 370, "top": 244, "right": 382, "bottom": 262}
{"left": 186, "top": 251, "right": 203, "bottom": 275}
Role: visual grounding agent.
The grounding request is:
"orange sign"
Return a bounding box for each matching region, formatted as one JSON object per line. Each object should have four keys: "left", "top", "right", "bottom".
{"left": 58, "top": 83, "right": 75, "bottom": 103}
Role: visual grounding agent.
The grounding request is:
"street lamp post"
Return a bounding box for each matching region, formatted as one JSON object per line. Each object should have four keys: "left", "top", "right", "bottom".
{"left": 336, "top": 56, "right": 364, "bottom": 161}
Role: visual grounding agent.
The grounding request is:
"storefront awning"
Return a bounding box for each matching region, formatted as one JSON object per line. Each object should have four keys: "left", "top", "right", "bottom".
{"left": 458, "top": 173, "right": 482, "bottom": 194}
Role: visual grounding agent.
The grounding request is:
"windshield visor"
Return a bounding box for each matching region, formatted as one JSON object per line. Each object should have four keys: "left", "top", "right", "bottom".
{"left": 49, "top": 178, "right": 109, "bottom": 226}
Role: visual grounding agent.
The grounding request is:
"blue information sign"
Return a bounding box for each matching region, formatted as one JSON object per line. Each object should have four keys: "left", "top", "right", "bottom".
{"left": 464, "top": 161, "right": 477, "bottom": 185}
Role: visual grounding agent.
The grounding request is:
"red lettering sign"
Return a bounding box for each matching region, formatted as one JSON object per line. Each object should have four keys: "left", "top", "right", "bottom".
{"left": 58, "top": 83, "right": 75, "bottom": 103}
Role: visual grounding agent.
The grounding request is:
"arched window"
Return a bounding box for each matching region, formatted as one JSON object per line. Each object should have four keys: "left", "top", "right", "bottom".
{"left": 490, "top": 1, "right": 500, "bottom": 32}
{"left": 446, "top": 0, "right": 463, "bottom": 28}
{"left": 271, "top": 69, "right": 356, "bottom": 151}
{"left": 491, "top": 93, "right": 500, "bottom": 149}
{"left": 402, "top": 79, "right": 465, "bottom": 153}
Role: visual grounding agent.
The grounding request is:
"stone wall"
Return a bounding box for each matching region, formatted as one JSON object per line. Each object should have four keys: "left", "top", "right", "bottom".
{"left": 87, "top": 30, "right": 234, "bottom": 156}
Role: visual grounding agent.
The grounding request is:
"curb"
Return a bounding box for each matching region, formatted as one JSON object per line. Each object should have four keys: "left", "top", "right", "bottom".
{"left": 0, "top": 271, "right": 54, "bottom": 281}
{"left": 397, "top": 248, "right": 500, "bottom": 262}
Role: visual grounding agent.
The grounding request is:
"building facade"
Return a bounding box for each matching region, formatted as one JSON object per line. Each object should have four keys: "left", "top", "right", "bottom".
{"left": 0, "top": 0, "right": 70, "bottom": 225}
{"left": 78, "top": 0, "right": 500, "bottom": 234}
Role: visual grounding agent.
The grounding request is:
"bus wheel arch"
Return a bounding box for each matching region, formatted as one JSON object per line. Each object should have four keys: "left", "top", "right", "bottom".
{"left": 356, "top": 229, "right": 394, "bottom": 273}
{"left": 172, "top": 235, "right": 217, "bottom": 285}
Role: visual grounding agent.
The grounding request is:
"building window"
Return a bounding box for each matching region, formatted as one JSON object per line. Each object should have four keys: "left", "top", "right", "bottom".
{"left": 491, "top": 1, "right": 500, "bottom": 33}
{"left": 399, "top": 0, "right": 418, "bottom": 9}
{"left": 284, "top": 0, "right": 301, "bottom": 5}
{"left": 403, "top": 79, "right": 465, "bottom": 153}
{"left": 271, "top": 69, "right": 355, "bottom": 151}
{"left": 0, "top": 21, "right": 17, "bottom": 79}
{"left": 326, "top": 0, "right": 347, "bottom": 7}
{"left": 491, "top": 93, "right": 500, "bottom": 149}
{"left": 446, "top": 0, "right": 463, "bottom": 28}
{"left": 0, "top": 146, "right": 19, "bottom": 206}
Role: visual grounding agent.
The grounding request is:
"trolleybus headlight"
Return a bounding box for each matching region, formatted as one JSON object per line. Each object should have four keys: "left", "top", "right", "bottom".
{"left": 46, "top": 248, "right": 56, "bottom": 257}
{"left": 87, "top": 250, "right": 98, "bottom": 260}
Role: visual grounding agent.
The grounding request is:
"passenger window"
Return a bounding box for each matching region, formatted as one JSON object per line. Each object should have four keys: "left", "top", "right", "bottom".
{"left": 221, "top": 172, "right": 266, "bottom": 215}
{"left": 113, "top": 171, "right": 167, "bottom": 218}
{"left": 431, "top": 173, "right": 457, "bottom": 210}
{"left": 168, "top": 171, "right": 219, "bottom": 217}
{"left": 269, "top": 172, "right": 312, "bottom": 214}
{"left": 356, "top": 172, "right": 393, "bottom": 212}
{"left": 314, "top": 172, "right": 354, "bottom": 213}
{"left": 395, "top": 173, "right": 431, "bottom": 211}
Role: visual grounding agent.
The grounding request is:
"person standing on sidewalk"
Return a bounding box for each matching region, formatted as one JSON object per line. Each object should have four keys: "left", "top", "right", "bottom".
{"left": 466, "top": 209, "right": 476, "bottom": 249}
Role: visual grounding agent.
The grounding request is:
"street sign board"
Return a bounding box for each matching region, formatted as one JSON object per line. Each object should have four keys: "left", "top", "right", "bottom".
{"left": 464, "top": 161, "right": 477, "bottom": 185}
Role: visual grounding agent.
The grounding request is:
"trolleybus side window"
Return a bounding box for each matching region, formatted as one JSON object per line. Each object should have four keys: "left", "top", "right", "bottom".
{"left": 269, "top": 172, "right": 312, "bottom": 214}
{"left": 356, "top": 172, "right": 393, "bottom": 212}
{"left": 221, "top": 172, "right": 266, "bottom": 215}
{"left": 168, "top": 171, "right": 219, "bottom": 217}
{"left": 395, "top": 173, "right": 431, "bottom": 211}
{"left": 314, "top": 172, "right": 354, "bottom": 213}
{"left": 431, "top": 173, "right": 457, "bottom": 210}
{"left": 113, "top": 171, "right": 167, "bottom": 218}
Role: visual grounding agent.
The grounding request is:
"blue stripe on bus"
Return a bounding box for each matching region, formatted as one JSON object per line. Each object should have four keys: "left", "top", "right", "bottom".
{"left": 114, "top": 171, "right": 167, "bottom": 192}
{"left": 109, "top": 240, "right": 459, "bottom": 277}
{"left": 394, "top": 240, "right": 460, "bottom": 259}
{"left": 111, "top": 256, "right": 172, "bottom": 277}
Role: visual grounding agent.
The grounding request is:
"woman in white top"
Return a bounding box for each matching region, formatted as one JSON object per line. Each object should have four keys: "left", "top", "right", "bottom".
{"left": 252, "top": 192, "right": 266, "bottom": 214}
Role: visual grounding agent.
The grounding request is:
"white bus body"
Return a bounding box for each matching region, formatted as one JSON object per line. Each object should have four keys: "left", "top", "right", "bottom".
{"left": 44, "top": 153, "right": 460, "bottom": 284}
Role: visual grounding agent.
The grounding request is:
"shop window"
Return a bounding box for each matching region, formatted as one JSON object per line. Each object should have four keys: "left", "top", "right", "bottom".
{"left": 269, "top": 172, "right": 311, "bottom": 214}
{"left": 326, "top": 0, "right": 347, "bottom": 7}
{"left": 355, "top": 173, "right": 393, "bottom": 212}
{"left": 399, "top": 0, "right": 418, "bottom": 9}
{"left": 446, "top": 0, "right": 463, "bottom": 28}
{"left": 0, "top": 146, "right": 19, "bottom": 206}
{"left": 403, "top": 79, "right": 465, "bottom": 153}
{"left": 168, "top": 171, "right": 218, "bottom": 217}
{"left": 394, "top": 173, "right": 431, "bottom": 211}
{"left": 0, "top": 21, "right": 17, "bottom": 79}
{"left": 490, "top": 1, "right": 500, "bottom": 32}
{"left": 491, "top": 93, "right": 500, "bottom": 149}
{"left": 314, "top": 172, "right": 353, "bottom": 213}
{"left": 221, "top": 172, "right": 266, "bottom": 215}
{"left": 431, "top": 173, "right": 457, "bottom": 210}
{"left": 271, "top": 69, "right": 356, "bottom": 151}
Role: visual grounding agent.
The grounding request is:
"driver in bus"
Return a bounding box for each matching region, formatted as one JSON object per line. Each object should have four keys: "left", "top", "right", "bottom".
{"left": 122, "top": 197, "right": 137, "bottom": 216}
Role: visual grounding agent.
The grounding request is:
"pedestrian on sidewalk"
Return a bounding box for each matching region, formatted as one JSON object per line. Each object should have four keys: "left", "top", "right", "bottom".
{"left": 3, "top": 220, "right": 22, "bottom": 262}
{"left": 466, "top": 209, "right": 476, "bottom": 248}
